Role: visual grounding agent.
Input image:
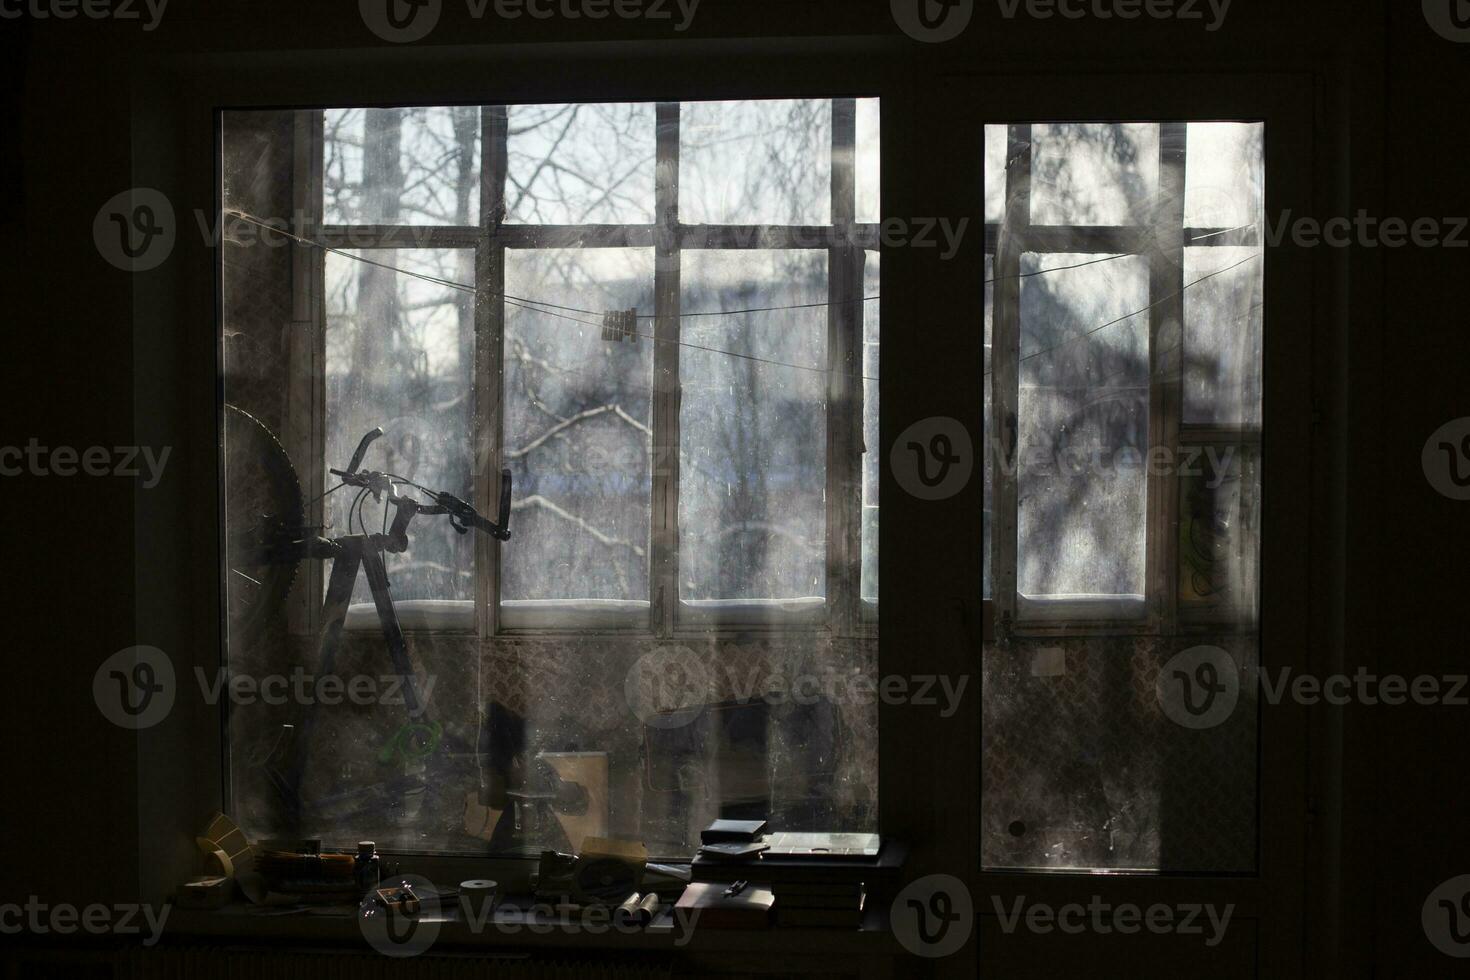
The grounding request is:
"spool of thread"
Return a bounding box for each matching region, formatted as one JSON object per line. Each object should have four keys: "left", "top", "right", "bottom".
{"left": 460, "top": 879, "right": 499, "bottom": 912}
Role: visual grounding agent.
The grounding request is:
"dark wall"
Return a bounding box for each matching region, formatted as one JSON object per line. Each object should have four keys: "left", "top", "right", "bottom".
{"left": 4, "top": 2, "right": 1465, "bottom": 977}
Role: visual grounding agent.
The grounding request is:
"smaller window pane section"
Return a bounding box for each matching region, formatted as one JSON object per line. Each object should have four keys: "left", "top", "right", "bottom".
{"left": 505, "top": 103, "right": 657, "bottom": 225}
{"left": 324, "top": 248, "right": 476, "bottom": 607}
{"left": 1179, "top": 444, "right": 1261, "bottom": 624}
{"left": 861, "top": 252, "right": 880, "bottom": 603}
{"left": 501, "top": 248, "right": 656, "bottom": 607}
{"left": 679, "top": 249, "right": 829, "bottom": 605}
{"left": 324, "top": 107, "right": 481, "bottom": 226}
{"left": 1183, "top": 245, "right": 1264, "bottom": 426}
{"left": 1016, "top": 252, "right": 1150, "bottom": 606}
{"left": 1029, "top": 123, "right": 1159, "bottom": 227}
{"left": 1184, "top": 122, "right": 1265, "bottom": 231}
{"left": 680, "top": 100, "right": 832, "bottom": 226}
{"left": 855, "top": 98, "right": 882, "bottom": 226}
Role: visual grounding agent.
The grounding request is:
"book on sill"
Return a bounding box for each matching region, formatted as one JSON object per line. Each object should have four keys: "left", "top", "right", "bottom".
{"left": 696, "top": 841, "right": 770, "bottom": 861}
{"left": 691, "top": 836, "right": 901, "bottom": 884}
{"left": 673, "top": 882, "right": 774, "bottom": 930}
{"left": 700, "top": 819, "right": 768, "bottom": 844}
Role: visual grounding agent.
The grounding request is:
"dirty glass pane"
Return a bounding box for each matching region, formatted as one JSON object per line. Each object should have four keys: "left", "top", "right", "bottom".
{"left": 324, "top": 248, "right": 476, "bottom": 609}
{"left": 681, "top": 99, "right": 832, "bottom": 226}
{"left": 501, "top": 248, "right": 656, "bottom": 607}
{"left": 1029, "top": 123, "right": 1159, "bottom": 227}
{"left": 679, "top": 249, "right": 828, "bottom": 604}
{"left": 1016, "top": 252, "right": 1150, "bottom": 603}
{"left": 855, "top": 98, "right": 881, "bottom": 226}
{"left": 985, "top": 125, "right": 1008, "bottom": 224}
{"left": 505, "top": 103, "right": 657, "bottom": 225}
{"left": 981, "top": 634, "right": 1260, "bottom": 871}
{"left": 983, "top": 253, "right": 994, "bottom": 600}
{"left": 1179, "top": 444, "right": 1261, "bottom": 625}
{"left": 982, "top": 118, "right": 1263, "bottom": 874}
{"left": 1185, "top": 122, "right": 1265, "bottom": 231}
{"left": 861, "top": 252, "right": 880, "bottom": 603}
{"left": 1183, "top": 245, "right": 1264, "bottom": 426}
{"left": 222, "top": 99, "right": 877, "bottom": 861}
{"left": 324, "top": 107, "right": 481, "bottom": 226}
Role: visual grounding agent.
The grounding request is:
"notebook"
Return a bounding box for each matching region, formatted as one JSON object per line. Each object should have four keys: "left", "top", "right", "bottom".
{"left": 674, "top": 881, "right": 774, "bottom": 929}
{"left": 761, "top": 832, "right": 882, "bottom": 858}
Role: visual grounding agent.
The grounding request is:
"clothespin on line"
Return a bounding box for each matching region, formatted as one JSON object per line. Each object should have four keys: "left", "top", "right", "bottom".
{"left": 602, "top": 308, "right": 638, "bottom": 343}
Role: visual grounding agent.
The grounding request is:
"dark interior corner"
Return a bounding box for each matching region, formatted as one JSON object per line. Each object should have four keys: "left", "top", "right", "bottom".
{"left": 4, "top": 1, "right": 1467, "bottom": 977}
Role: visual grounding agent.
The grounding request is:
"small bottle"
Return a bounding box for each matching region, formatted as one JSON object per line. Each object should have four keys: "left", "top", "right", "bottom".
{"left": 354, "top": 841, "right": 380, "bottom": 897}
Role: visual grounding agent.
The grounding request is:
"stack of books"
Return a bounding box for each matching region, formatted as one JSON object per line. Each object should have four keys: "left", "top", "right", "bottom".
{"left": 695, "top": 819, "right": 769, "bottom": 863}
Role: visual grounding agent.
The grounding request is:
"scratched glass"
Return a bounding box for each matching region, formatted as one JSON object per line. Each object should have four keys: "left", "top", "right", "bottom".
{"left": 982, "top": 120, "right": 1263, "bottom": 873}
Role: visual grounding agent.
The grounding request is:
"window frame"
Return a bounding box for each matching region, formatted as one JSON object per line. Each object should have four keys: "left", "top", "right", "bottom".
{"left": 946, "top": 71, "right": 1318, "bottom": 980}
{"left": 984, "top": 121, "right": 1265, "bottom": 639}
{"left": 292, "top": 99, "right": 881, "bottom": 640}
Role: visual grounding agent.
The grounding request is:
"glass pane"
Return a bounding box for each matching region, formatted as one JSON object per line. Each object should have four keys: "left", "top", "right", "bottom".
{"left": 1179, "top": 444, "right": 1261, "bottom": 625}
{"left": 680, "top": 99, "right": 832, "bottom": 226}
{"left": 1183, "top": 245, "right": 1264, "bottom": 425}
{"left": 325, "top": 248, "right": 476, "bottom": 607}
{"left": 861, "top": 252, "right": 880, "bottom": 603}
{"left": 982, "top": 118, "right": 1264, "bottom": 874}
{"left": 1185, "top": 122, "right": 1265, "bottom": 231}
{"left": 982, "top": 634, "right": 1259, "bottom": 871}
{"left": 501, "top": 248, "right": 656, "bottom": 607}
{"left": 221, "top": 102, "right": 877, "bottom": 863}
{"left": 983, "top": 253, "right": 994, "bottom": 600}
{"left": 505, "top": 103, "right": 657, "bottom": 225}
{"left": 855, "top": 98, "right": 881, "bottom": 226}
{"left": 324, "top": 107, "right": 481, "bottom": 226}
{"left": 679, "top": 249, "right": 828, "bottom": 605}
{"left": 984, "top": 124, "right": 1008, "bottom": 224}
{"left": 1016, "top": 252, "right": 1150, "bottom": 603}
{"left": 1030, "top": 123, "right": 1159, "bottom": 227}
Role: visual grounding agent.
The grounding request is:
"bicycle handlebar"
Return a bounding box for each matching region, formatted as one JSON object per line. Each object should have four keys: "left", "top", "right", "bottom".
{"left": 330, "top": 429, "right": 512, "bottom": 542}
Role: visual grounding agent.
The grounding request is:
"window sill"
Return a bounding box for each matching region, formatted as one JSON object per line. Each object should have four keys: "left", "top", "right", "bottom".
{"left": 677, "top": 597, "right": 826, "bottom": 629}
{"left": 163, "top": 900, "right": 899, "bottom": 954}
{"left": 499, "top": 598, "right": 651, "bottom": 631}
{"left": 344, "top": 600, "right": 475, "bottom": 632}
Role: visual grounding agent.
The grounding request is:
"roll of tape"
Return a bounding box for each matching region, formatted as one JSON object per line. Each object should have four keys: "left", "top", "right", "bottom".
{"left": 204, "top": 846, "right": 234, "bottom": 879}
{"left": 461, "top": 879, "right": 498, "bottom": 897}
{"left": 460, "top": 879, "right": 499, "bottom": 914}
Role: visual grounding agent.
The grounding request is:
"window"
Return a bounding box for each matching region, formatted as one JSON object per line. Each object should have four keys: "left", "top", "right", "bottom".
{"left": 981, "top": 121, "right": 1264, "bottom": 872}
{"left": 219, "top": 99, "right": 880, "bottom": 858}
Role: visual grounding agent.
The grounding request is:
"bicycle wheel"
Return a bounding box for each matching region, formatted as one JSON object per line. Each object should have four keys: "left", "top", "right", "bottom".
{"left": 223, "top": 403, "right": 304, "bottom": 650}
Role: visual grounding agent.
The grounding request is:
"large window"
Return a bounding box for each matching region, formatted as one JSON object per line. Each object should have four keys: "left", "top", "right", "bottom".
{"left": 981, "top": 121, "right": 1265, "bottom": 872}
{"left": 220, "top": 99, "right": 880, "bottom": 857}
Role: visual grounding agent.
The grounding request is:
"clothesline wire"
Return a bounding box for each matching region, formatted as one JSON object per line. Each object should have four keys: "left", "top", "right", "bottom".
{"left": 225, "top": 210, "right": 1262, "bottom": 385}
